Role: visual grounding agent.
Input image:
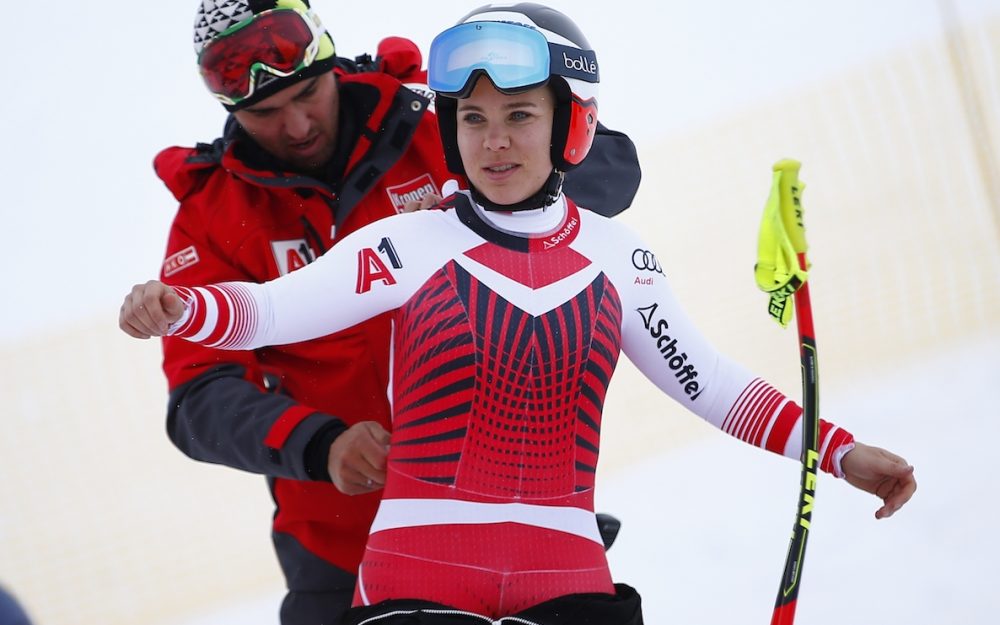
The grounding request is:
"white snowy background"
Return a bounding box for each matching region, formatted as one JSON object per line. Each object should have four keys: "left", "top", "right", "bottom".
{"left": 5, "top": 0, "right": 998, "bottom": 343}
{"left": 2, "top": 1, "right": 998, "bottom": 624}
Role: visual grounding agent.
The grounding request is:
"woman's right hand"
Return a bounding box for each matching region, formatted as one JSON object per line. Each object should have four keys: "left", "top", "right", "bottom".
{"left": 119, "top": 280, "right": 186, "bottom": 339}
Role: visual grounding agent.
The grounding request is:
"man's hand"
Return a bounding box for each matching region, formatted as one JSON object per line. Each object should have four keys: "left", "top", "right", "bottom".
{"left": 840, "top": 442, "right": 917, "bottom": 520}
{"left": 120, "top": 280, "right": 186, "bottom": 339}
{"left": 401, "top": 193, "right": 442, "bottom": 213}
{"left": 327, "top": 421, "right": 391, "bottom": 495}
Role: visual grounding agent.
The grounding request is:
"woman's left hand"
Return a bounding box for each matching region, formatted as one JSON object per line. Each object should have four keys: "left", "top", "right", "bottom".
{"left": 840, "top": 442, "right": 917, "bottom": 520}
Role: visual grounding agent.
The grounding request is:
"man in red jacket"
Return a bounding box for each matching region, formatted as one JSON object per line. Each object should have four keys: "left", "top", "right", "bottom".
{"left": 158, "top": 1, "right": 640, "bottom": 623}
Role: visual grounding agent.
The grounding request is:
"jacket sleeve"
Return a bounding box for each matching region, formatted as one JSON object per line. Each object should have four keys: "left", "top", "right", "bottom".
{"left": 159, "top": 194, "right": 346, "bottom": 481}
{"left": 167, "top": 365, "right": 346, "bottom": 480}
{"left": 563, "top": 122, "right": 642, "bottom": 217}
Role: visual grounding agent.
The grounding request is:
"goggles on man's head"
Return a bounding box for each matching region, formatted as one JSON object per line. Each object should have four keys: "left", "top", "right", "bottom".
{"left": 428, "top": 21, "right": 599, "bottom": 98}
{"left": 198, "top": 7, "right": 329, "bottom": 107}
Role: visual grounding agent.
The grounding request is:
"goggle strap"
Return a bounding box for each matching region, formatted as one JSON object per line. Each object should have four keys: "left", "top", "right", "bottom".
{"left": 547, "top": 43, "right": 600, "bottom": 84}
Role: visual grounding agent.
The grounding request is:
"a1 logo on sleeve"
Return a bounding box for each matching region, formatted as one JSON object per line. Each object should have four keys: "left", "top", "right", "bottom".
{"left": 356, "top": 237, "right": 404, "bottom": 294}
{"left": 163, "top": 246, "right": 200, "bottom": 277}
{"left": 271, "top": 239, "right": 318, "bottom": 276}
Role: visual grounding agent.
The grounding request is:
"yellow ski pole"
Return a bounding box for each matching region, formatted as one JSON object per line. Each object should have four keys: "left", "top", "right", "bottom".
{"left": 754, "top": 159, "right": 817, "bottom": 625}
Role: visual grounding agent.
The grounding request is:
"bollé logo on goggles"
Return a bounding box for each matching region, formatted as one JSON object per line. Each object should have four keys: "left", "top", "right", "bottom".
{"left": 563, "top": 52, "right": 598, "bottom": 75}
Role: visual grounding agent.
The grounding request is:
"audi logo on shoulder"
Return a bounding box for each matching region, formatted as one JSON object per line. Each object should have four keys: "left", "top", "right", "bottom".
{"left": 632, "top": 249, "right": 664, "bottom": 274}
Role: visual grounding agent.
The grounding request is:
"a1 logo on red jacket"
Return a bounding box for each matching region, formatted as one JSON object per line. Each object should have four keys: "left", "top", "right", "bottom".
{"left": 356, "top": 237, "right": 404, "bottom": 294}
{"left": 271, "top": 239, "right": 318, "bottom": 276}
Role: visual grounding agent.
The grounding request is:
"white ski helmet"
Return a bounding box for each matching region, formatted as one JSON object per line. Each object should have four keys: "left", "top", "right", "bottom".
{"left": 428, "top": 3, "right": 600, "bottom": 182}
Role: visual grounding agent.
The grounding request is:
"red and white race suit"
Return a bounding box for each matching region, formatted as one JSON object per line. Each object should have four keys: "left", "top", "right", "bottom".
{"left": 168, "top": 192, "right": 854, "bottom": 618}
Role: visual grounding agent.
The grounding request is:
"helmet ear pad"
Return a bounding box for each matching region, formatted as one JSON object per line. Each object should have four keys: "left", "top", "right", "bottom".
{"left": 549, "top": 76, "right": 598, "bottom": 171}
{"left": 435, "top": 94, "right": 465, "bottom": 176}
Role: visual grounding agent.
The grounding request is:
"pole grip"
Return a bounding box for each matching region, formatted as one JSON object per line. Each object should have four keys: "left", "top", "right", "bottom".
{"left": 773, "top": 159, "right": 808, "bottom": 255}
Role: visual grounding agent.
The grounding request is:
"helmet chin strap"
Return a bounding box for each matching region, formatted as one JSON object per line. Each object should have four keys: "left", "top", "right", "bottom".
{"left": 469, "top": 170, "right": 566, "bottom": 212}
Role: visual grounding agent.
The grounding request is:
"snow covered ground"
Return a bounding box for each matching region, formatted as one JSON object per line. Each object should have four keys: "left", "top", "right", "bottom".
{"left": 166, "top": 332, "right": 999, "bottom": 625}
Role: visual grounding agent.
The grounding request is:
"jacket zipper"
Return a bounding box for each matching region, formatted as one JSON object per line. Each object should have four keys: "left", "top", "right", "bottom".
{"left": 299, "top": 215, "right": 327, "bottom": 260}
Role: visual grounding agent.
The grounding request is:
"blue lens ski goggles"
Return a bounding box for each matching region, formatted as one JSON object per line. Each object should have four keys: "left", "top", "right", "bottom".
{"left": 428, "top": 21, "right": 599, "bottom": 97}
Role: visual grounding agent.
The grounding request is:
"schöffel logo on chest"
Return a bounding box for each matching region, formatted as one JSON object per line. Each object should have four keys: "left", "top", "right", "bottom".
{"left": 386, "top": 173, "right": 440, "bottom": 213}
{"left": 541, "top": 216, "right": 579, "bottom": 250}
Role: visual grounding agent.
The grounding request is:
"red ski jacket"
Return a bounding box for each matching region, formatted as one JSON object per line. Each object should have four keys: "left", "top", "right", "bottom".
{"left": 157, "top": 66, "right": 451, "bottom": 580}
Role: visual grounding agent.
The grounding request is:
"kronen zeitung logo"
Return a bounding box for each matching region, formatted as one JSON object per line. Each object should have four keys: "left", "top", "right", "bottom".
{"left": 636, "top": 303, "right": 704, "bottom": 399}
{"left": 389, "top": 182, "right": 436, "bottom": 209}
{"left": 386, "top": 173, "right": 440, "bottom": 213}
